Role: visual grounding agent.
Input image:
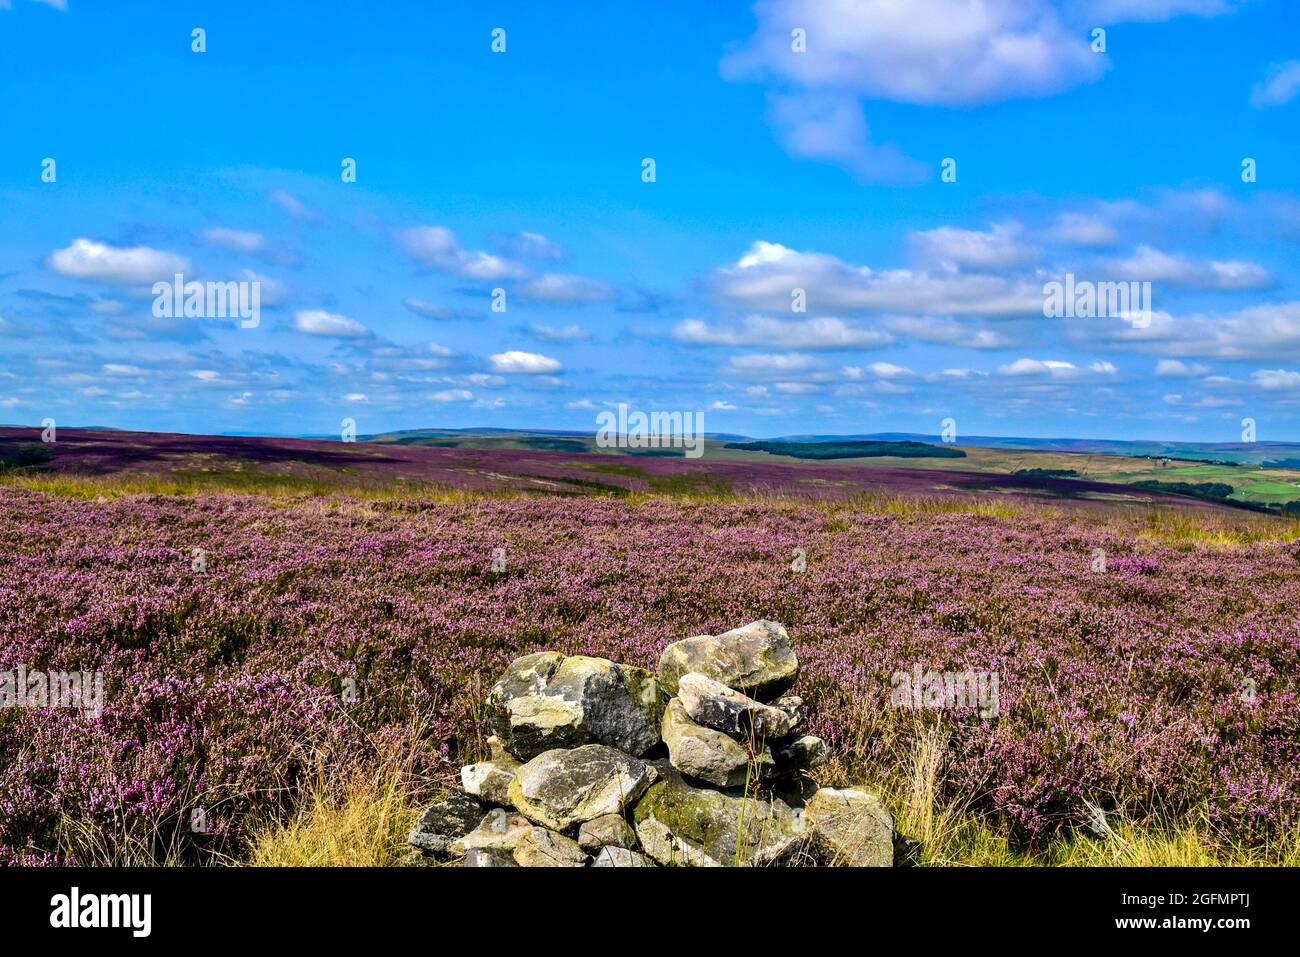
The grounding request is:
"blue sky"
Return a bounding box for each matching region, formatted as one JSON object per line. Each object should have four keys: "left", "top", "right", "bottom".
{"left": 2, "top": 0, "right": 1299, "bottom": 441}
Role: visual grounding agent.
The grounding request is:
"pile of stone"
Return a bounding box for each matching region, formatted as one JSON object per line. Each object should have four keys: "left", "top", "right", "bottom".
{"left": 406, "top": 620, "right": 895, "bottom": 867}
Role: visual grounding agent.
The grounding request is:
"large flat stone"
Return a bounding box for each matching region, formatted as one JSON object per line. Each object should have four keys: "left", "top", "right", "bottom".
{"left": 658, "top": 620, "right": 798, "bottom": 701}
{"left": 486, "top": 652, "right": 664, "bottom": 760}
{"left": 676, "top": 672, "right": 794, "bottom": 741}
{"left": 508, "top": 744, "right": 656, "bottom": 831}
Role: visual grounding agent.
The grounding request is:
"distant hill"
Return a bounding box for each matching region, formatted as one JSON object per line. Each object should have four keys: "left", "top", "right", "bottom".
{"left": 724, "top": 439, "right": 966, "bottom": 460}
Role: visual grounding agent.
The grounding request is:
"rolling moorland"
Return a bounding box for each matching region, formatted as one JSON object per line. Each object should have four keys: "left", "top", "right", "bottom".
{"left": 1, "top": 425, "right": 1298, "bottom": 866}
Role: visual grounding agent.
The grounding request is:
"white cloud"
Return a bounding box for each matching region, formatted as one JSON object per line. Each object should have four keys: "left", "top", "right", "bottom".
{"left": 881, "top": 316, "right": 1015, "bottom": 349}
{"left": 1252, "top": 369, "right": 1300, "bottom": 391}
{"left": 404, "top": 298, "right": 454, "bottom": 320}
{"left": 1049, "top": 212, "right": 1119, "bottom": 247}
{"left": 431, "top": 389, "right": 474, "bottom": 402}
{"left": 1251, "top": 61, "right": 1300, "bottom": 108}
{"left": 711, "top": 241, "right": 1043, "bottom": 316}
{"left": 1154, "top": 359, "right": 1208, "bottom": 377}
{"left": 201, "top": 227, "right": 265, "bottom": 253}
{"left": 910, "top": 223, "right": 1036, "bottom": 270}
{"left": 868, "top": 362, "right": 912, "bottom": 378}
{"left": 517, "top": 273, "right": 613, "bottom": 304}
{"left": 494, "top": 231, "right": 563, "bottom": 260}
{"left": 997, "top": 358, "right": 1079, "bottom": 377}
{"left": 674, "top": 315, "right": 892, "bottom": 350}
{"left": 720, "top": 1, "right": 1111, "bottom": 180}
{"left": 293, "top": 310, "right": 371, "bottom": 338}
{"left": 396, "top": 226, "right": 527, "bottom": 280}
{"left": 726, "top": 352, "right": 817, "bottom": 375}
{"left": 529, "top": 323, "right": 588, "bottom": 342}
{"left": 47, "top": 238, "right": 190, "bottom": 285}
{"left": 710, "top": 400, "right": 737, "bottom": 410}
{"left": 1074, "top": 301, "right": 1300, "bottom": 360}
{"left": 1103, "top": 245, "right": 1271, "bottom": 290}
{"left": 764, "top": 91, "right": 927, "bottom": 184}
{"left": 723, "top": 0, "right": 1103, "bottom": 107}
{"left": 489, "top": 350, "right": 562, "bottom": 374}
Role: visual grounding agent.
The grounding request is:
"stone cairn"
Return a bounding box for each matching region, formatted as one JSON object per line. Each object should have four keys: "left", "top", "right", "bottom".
{"left": 406, "top": 620, "right": 895, "bottom": 867}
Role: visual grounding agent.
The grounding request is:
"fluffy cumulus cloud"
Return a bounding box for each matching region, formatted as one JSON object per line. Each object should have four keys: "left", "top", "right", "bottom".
{"left": 1155, "top": 359, "right": 1208, "bottom": 377}
{"left": 710, "top": 241, "right": 1043, "bottom": 316}
{"left": 47, "top": 239, "right": 190, "bottom": 285}
{"left": 997, "top": 358, "right": 1080, "bottom": 377}
{"left": 720, "top": 1, "right": 1245, "bottom": 181}
{"left": 724, "top": 0, "right": 1102, "bottom": 107}
{"left": 397, "top": 229, "right": 609, "bottom": 304}
{"left": 292, "top": 310, "right": 371, "bottom": 338}
{"left": 722, "top": 0, "right": 1106, "bottom": 179}
{"left": 396, "top": 226, "right": 527, "bottom": 280}
{"left": 1073, "top": 301, "right": 1300, "bottom": 360}
{"left": 1102, "top": 245, "right": 1271, "bottom": 290}
{"left": 909, "top": 223, "right": 1037, "bottom": 271}
{"left": 1251, "top": 369, "right": 1300, "bottom": 391}
{"left": 489, "top": 350, "right": 562, "bottom": 374}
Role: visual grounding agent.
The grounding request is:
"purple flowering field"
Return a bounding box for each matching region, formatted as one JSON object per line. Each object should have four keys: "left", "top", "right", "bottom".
{"left": 2, "top": 480, "right": 1296, "bottom": 864}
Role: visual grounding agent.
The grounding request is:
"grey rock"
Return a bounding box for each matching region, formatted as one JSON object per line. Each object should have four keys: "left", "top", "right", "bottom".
{"left": 463, "top": 847, "right": 519, "bottom": 867}
{"left": 449, "top": 807, "right": 533, "bottom": 856}
{"left": 512, "top": 826, "right": 589, "bottom": 867}
{"left": 461, "top": 754, "right": 520, "bottom": 806}
{"left": 577, "top": 813, "right": 637, "bottom": 852}
{"left": 772, "top": 735, "right": 829, "bottom": 777}
{"left": 773, "top": 694, "right": 804, "bottom": 730}
{"left": 486, "top": 652, "right": 664, "bottom": 761}
{"left": 592, "top": 846, "right": 656, "bottom": 867}
{"left": 658, "top": 620, "right": 799, "bottom": 701}
{"left": 661, "top": 696, "right": 773, "bottom": 788}
{"left": 677, "top": 672, "right": 794, "bottom": 741}
{"left": 801, "top": 787, "right": 894, "bottom": 867}
{"left": 632, "top": 761, "right": 804, "bottom": 867}
{"left": 508, "top": 744, "right": 656, "bottom": 831}
{"left": 406, "top": 791, "right": 484, "bottom": 859}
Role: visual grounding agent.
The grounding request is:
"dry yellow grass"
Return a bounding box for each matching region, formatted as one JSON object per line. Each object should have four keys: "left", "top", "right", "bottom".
{"left": 246, "top": 761, "right": 422, "bottom": 867}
